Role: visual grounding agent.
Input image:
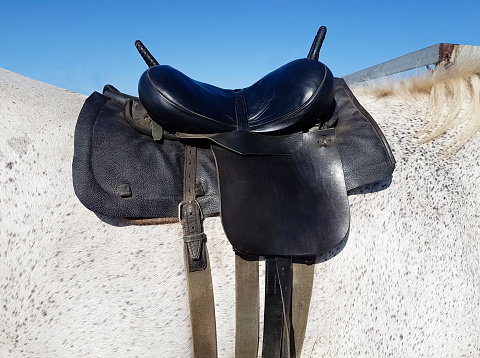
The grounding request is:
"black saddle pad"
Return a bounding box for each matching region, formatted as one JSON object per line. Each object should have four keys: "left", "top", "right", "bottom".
{"left": 72, "top": 88, "right": 219, "bottom": 219}
{"left": 73, "top": 79, "right": 395, "bottom": 255}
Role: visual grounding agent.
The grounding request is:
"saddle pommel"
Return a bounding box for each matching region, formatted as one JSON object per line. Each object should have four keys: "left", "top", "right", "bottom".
{"left": 135, "top": 40, "right": 159, "bottom": 68}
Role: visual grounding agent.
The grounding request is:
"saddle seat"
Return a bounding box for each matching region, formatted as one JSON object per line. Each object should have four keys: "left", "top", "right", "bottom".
{"left": 138, "top": 58, "right": 335, "bottom": 140}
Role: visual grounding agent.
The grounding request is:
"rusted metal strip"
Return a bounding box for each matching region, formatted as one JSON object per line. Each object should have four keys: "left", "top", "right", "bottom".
{"left": 438, "top": 43, "right": 456, "bottom": 66}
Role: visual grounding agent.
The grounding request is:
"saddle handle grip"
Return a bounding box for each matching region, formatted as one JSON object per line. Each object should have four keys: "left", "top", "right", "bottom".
{"left": 307, "top": 26, "right": 327, "bottom": 61}
{"left": 135, "top": 40, "right": 159, "bottom": 68}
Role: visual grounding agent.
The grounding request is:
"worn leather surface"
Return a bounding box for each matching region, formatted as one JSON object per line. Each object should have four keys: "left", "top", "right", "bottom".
{"left": 262, "top": 257, "right": 294, "bottom": 358}
{"left": 138, "top": 59, "right": 335, "bottom": 135}
{"left": 72, "top": 89, "right": 219, "bottom": 219}
{"left": 213, "top": 128, "right": 350, "bottom": 256}
{"left": 334, "top": 78, "right": 396, "bottom": 190}
{"left": 72, "top": 79, "right": 394, "bottom": 222}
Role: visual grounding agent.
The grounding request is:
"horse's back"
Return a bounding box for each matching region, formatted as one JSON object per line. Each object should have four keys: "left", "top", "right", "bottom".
{"left": 1, "top": 70, "right": 479, "bottom": 357}
{"left": 0, "top": 69, "right": 197, "bottom": 357}
{"left": 303, "top": 93, "right": 480, "bottom": 357}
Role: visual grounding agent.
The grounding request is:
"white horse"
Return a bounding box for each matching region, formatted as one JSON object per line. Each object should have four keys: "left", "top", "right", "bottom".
{"left": 1, "top": 53, "right": 479, "bottom": 357}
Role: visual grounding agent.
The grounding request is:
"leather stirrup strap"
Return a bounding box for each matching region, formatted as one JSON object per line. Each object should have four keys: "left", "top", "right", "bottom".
{"left": 262, "top": 257, "right": 294, "bottom": 358}
{"left": 181, "top": 145, "right": 217, "bottom": 357}
{"left": 181, "top": 146, "right": 207, "bottom": 272}
{"left": 183, "top": 246, "right": 218, "bottom": 358}
{"left": 292, "top": 263, "right": 315, "bottom": 358}
{"left": 235, "top": 253, "right": 260, "bottom": 358}
{"left": 235, "top": 256, "right": 314, "bottom": 358}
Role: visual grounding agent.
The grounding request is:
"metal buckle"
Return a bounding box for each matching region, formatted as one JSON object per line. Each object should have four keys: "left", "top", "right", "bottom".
{"left": 178, "top": 200, "right": 204, "bottom": 222}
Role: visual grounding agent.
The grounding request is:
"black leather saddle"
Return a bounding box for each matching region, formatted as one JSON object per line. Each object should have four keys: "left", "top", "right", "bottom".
{"left": 72, "top": 26, "right": 395, "bottom": 358}
{"left": 73, "top": 70, "right": 395, "bottom": 257}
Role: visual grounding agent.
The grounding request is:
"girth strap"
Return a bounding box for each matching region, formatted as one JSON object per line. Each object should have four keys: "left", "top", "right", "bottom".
{"left": 181, "top": 145, "right": 208, "bottom": 271}
{"left": 235, "top": 256, "right": 315, "bottom": 358}
{"left": 183, "top": 246, "right": 218, "bottom": 358}
{"left": 235, "top": 253, "right": 260, "bottom": 358}
{"left": 262, "top": 257, "right": 294, "bottom": 358}
{"left": 292, "top": 262, "right": 315, "bottom": 358}
{"left": 180, "top": 145, "right": 217, "bottom": 357}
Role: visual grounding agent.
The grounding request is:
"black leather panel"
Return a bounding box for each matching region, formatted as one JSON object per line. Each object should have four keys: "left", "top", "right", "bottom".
{"left": 213, "top": 128, "right": 350, "bottom": 257}
{"left": 333, "top": 78, "right": 396, "bottom": 190}
{"left": 72, "top": 90, "right": 219, "bottom": 219}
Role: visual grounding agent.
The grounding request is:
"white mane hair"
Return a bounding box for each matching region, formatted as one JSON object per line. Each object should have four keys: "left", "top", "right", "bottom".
{"left": 352, "top": 46, "right": 480, "bottom": 153}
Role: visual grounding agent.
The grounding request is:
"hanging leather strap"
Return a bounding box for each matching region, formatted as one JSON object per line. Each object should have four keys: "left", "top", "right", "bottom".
{"left": 183, "top": 246, "right": 218, "bottom": 358}
{"left": 235, "top": 253, "right": 260, "bottom": 358}
{"left": 262, "top": 257, "right": 294, "bottom": 358}
{"left": 180, "top": 145, "right": 217, "bottom": 358}
{"left": 292, "top": 262, "right": 315, "bottom": 358}
{"left": 235, "top": 255, "right": 315, "bottom": 358}
{"left": 181, "top": 145, "right": 207, "bottom": 272}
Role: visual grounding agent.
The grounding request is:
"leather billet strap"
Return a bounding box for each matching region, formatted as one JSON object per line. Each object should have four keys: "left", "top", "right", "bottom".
{"left": 180, "top": 197, "right": 207, "bottom": 272}
{"left": 184, "top": 246, "right": 217, "bottom": 358}
{"left": 235, "top": 253, "right": 260, "bottom": 358}
{"left": 262, "top": 257, "right": 294, "bottom": 358}
{"left": 180, "top": 145, "right": 217, "bottom": 357}
{"left": 235, "top": 256, "right": 315, "bottom": 358}
{"left": 292, "top": 262, "right": 315, "bottom": 358}
{"left": 180, "top": 145, "right": 208, "bottom": 272}
{"left": 262, "top": 260, "right": 315, "bottom": 358}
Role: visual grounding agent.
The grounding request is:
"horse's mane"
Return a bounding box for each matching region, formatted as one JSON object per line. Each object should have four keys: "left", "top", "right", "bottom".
{"left": 352, "top": 46, "right": 480, "bottom": 153}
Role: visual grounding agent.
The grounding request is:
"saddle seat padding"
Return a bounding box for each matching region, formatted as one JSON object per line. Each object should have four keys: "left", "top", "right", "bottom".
{"left": 138, "top": 58, "right": 335, "bottom": 134}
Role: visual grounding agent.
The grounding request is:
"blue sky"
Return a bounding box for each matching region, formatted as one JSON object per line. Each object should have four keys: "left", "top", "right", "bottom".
{"left": 1, "top": 0, "right": 479, "bottom": 96}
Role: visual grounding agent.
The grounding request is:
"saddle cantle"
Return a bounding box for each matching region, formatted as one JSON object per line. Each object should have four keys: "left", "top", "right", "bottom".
{"left": 72, "top": 26, "right": 396, "bottom": 358}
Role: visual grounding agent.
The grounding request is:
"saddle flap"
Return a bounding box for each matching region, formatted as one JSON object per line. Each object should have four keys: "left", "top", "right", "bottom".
{"left": 213, "top": 128, "right": 350, "bottom": 257}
